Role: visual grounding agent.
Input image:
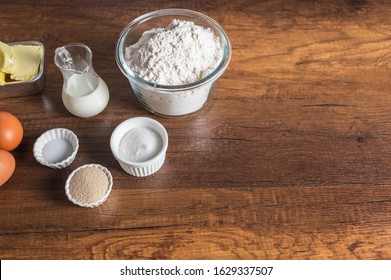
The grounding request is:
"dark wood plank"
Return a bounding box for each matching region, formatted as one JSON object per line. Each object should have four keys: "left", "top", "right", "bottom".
{"left": 2, "top": 224, "right": 391, "bottom": 260}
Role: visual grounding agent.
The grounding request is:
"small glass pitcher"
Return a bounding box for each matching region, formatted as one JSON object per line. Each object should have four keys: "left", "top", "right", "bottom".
{"left": 54, "top": 43, "right": 109, "bottom": 118}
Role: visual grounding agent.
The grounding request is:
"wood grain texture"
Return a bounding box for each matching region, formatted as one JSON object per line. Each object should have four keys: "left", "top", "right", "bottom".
{"left": 1, "top": 0, "right": 391, "bottom": 259}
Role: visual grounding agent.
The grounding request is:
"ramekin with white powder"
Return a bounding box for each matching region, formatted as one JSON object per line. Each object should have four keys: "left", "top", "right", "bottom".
{"left": 116, "top": 9, "right": 232, "bottom": 117}
{"left": 110, "top": 117, "right": 169, "bottom": 177}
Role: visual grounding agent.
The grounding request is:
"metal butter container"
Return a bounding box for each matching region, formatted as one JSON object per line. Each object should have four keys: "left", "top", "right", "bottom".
{"left": 0, "top": 41, "right": 45, "bottom": 98}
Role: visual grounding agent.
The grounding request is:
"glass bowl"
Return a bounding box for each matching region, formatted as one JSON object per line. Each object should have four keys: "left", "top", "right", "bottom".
{"left": 116, "top": 9, "right": 232, "bottom": 117}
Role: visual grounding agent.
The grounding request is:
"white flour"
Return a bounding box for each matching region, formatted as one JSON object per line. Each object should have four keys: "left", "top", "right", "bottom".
{"left": 125, "top": 19, "right": 222, "bottom": 85}
{"left": 125, "top": 19, "right": 223, "bottom": 116}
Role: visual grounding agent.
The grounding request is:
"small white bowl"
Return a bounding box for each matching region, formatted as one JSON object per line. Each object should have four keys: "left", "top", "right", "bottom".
{"left": 65, "top": 163, "right": 113, "bottom": 208}
{"left": 110, "top": 117, "right": 168, "bottom": 177}
{"left": 33, "top": 128, "right": 79, "bottom": 169}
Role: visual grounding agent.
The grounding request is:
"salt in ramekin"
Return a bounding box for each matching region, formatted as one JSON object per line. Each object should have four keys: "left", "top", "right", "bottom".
{"left": 33, "top": 128, "right": 79, "bottom": 169}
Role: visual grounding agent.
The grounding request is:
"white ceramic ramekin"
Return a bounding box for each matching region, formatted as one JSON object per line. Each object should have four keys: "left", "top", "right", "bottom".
{"left": 65, "top": 163, "right": 113, "bottom": 208}
{"left": 33, "top": 128, "right": 79, "bottom": 169}
{"left": 110, "top": 117, "right": 168, "bottom": 177}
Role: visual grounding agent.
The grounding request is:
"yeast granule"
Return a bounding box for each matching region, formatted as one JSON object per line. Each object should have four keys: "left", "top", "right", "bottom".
{"left": 69, "top": 166, "right": 109, "bottom": 204}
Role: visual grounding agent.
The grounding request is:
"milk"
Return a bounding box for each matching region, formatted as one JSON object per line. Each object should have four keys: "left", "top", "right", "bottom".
{"left": 62, "top": 73, "right": 109, "bottom": 118}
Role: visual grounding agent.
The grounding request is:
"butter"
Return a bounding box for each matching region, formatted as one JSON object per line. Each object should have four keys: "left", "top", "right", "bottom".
{"left": 0, "top": 71, "right": 6, "bottom": 85}
{"left": 0, "top": 41, "right": 43, "bottom": 84}
{"left": 0, "top": 41, "right": 15, "bottom": 74}
{"left": 9, "top": 45, "right": 43, "bottom": 81}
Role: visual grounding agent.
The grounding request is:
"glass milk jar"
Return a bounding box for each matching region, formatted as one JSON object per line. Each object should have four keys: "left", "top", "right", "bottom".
{"left": 54, "top": 43, "right": 109, "bottom": 118}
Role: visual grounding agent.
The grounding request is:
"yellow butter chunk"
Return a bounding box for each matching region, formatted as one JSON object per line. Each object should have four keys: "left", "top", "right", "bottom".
{"left": 9, "top": 45, "right": 43, "bottom": 81}
{"left": 0, "top": 41, "right": 16, "bottom": 74}
{"left": 0, "top": 41, "right": 43, "bottom": 83}
{"left": 0, "top": 71, "right": 6, "bottom": 85}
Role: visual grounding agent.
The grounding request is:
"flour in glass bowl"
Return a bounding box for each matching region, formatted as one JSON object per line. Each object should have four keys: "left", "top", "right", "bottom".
{"left": 124, "top": 19, "right": 224, "bottom": 116}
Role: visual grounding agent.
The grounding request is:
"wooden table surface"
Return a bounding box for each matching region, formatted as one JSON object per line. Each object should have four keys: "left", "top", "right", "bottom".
{"left": 1, "top": 0, "right": 391, "bottom": 260}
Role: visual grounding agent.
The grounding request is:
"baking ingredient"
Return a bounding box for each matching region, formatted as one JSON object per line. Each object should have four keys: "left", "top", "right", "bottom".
{"left": 124, "top": 19, "right": 223, "bottom": 116}
{"left": 8, "top": 44, "right": 43, "bottom": 81}
{"left": 61, "top": 73, "right": 109, "bottom": 118}
{"left": 0, "top": 42, "right": 14, "bottom": 74}
{"left": 0, "top": 150, "right": 15, "bottom": 187}
{"left": 55, "top": 43, "right": 110, "bottom": 118}
{"left": 68, "top": 166, "right": 109, "bottom": 204}
{"left": 0, "top": 41, "right": 43, "bottom": 84}
{"left": 0, "top": 71, "right": 5, "bottom": 85}
{"left": 125, "top": 19, "right": 222, "bottom": 85}
{"left": 132, "top": 84, "right": 211, "bottom": 116}
{"left": 0, "top": 111, "right": 23, "bottom": 151}
{"left": 119, "top": 127, "right": 162, "bottom": 162}
{"left": 43, "top": 139, "right": 72, "bottom": 164}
